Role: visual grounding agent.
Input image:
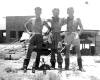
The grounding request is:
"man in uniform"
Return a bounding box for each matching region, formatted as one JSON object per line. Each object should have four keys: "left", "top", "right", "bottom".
{"left": 47, "top": 8, "right": 64, "bottom": 69}
{"left": 63, "top": 7, "right": 84, "bottom": 71}
{"left": 22, "top": 7, "right": 50, "bottom": 72}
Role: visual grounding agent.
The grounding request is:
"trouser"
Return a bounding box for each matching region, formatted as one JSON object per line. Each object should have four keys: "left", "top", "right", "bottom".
{"left": 50, "top": 32, "right": 63, "bottom": 68}
{"left": 33, "top": 49, "right": 51, "bottom": 69}
{"left": 23, "top": 34, "right": 43, "bottom": 69}
{"left": 64, "top": 32, "right": 82, "bottom": 70}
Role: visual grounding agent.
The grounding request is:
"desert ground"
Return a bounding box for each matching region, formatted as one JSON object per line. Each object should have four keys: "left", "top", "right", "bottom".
{"left": 0, "top": 44, "right": 100, "bottom": 80}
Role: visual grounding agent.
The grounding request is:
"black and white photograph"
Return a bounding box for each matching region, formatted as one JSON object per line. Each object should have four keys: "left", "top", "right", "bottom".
{"left": 0, "top": 0, "right": 100, "bottom": 80}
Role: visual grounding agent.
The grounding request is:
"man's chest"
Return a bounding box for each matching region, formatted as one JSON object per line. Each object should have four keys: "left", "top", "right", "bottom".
{"left": 31, "top": 18, "right": 43, "bottom": 26}
{"left": 51, "top": 18, "right": 62, "bottom": 27}
{"left": 67, "top": 19, "right": 78, "bottom": 29}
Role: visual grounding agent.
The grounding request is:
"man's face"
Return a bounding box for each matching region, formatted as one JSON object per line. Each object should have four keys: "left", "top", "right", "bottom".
{"left": 35, "top": 7, "right": 42, "bottom": 17}
{"left": 67, "top": 7, "right": 74, "bottom": 17}
{"left": 52, "top": 9, "right": 59, "bottom": 17}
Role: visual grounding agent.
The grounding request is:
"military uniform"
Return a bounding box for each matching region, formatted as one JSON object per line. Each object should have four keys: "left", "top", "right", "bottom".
{"left": 47, "top": 17, "right": 64, "bottom": 68}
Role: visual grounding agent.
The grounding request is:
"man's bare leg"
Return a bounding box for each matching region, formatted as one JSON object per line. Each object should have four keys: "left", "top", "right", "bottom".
{"left": 74, "top": 39, "right": 84, "bottom": 71}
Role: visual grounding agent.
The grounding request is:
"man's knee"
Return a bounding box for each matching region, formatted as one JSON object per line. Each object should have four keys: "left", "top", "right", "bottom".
{"left": 57, "top": 53, "right": 63, "bottom": 62}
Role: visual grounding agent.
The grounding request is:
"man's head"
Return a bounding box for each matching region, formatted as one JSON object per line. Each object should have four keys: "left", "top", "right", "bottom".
{"left": 52, "top": 8, "right": 59, "bottom": 17}
{"left": 35, "top": 7, "right": 42, "bottom": 18}
{"left": 67, "top": 7, "right": 74, "bottom": 17}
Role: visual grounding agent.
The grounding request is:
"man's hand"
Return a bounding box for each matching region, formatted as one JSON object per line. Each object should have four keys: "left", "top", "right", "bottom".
{"left": 77, "top": 18, "right": 83, "bottom": 35}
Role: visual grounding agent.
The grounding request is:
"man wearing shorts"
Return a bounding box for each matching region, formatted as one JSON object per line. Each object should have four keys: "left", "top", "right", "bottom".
{"left": 63, "top": 7, "right": 84, "bottom": 71}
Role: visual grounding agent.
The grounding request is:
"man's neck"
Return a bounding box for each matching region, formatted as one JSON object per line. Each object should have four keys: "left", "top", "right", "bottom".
{"left": 36, "top": 16, "right": 41, "bottom": 19}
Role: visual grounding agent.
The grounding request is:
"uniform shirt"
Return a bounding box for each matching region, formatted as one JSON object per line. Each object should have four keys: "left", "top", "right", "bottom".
{"left": 47, "top": 17, "right": 65, "bottom": 33}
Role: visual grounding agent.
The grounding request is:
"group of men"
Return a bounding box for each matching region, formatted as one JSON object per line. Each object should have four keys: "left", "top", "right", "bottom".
{"left": 22, "top": 6, "right": 84, "bottom": 73}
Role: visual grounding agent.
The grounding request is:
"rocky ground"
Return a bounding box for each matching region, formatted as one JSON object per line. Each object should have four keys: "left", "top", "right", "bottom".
{"left": 0, "top": 44, "right": 100, "bottom": 80}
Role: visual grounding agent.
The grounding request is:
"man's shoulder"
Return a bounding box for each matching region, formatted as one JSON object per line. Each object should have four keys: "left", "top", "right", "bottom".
{"left": 41, "top": 18, "right": 45, "bottom": 21}
{"left": 75, "top": 17, "right": 81, "bottom": 21}
{"left": 73, "top": 17, "right": 81, "bottom": 23}
{"left": 46, "top": 18, "right": 52, "bottom": 22}
{"left": 77, "top": 18, "right": 82, "bottom": 24}
{"left": 60, "top": 18, "right": 67, "bottom": 23}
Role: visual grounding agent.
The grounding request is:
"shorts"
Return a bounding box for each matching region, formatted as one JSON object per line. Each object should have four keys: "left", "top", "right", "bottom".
{"left": 64, "top": 32, "right": 80, "bottom": 46}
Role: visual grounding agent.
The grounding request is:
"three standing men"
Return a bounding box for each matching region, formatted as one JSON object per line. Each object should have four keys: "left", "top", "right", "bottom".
{"left": 22, "top": 6, "right": 84, "bottom": 72}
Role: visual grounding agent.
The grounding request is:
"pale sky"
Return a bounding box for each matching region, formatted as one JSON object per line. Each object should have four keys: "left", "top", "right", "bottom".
{"left": 0, "top": 0, "right": 100, "bottom": 30}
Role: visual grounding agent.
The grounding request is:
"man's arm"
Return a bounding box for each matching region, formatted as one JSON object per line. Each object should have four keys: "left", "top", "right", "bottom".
{"left": 60, "top": 18, "right": 67, "bottom": 26}
{"left": 43, "top": 19, "right": 52, "bottom": 34}
{"left": 77, "top": 18, "right": 83, "bottom": 35}
{"left": 43, "top": 21, "right": 51, "bottom": 30}
{"left": 24, "top": 19, "right": 32, "bottom": 34}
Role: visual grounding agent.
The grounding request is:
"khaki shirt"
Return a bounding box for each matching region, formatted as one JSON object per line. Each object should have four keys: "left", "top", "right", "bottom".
{"left": 47, "top": 17, "right": 66, "bottom": 33}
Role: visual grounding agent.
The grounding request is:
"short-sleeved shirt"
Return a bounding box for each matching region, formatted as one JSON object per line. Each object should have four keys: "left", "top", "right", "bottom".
{"left": 48, "top": 17, "right": 65, "bottom": 33}
{"left": 47, "top": 17, "right": 65, "bottom": 49}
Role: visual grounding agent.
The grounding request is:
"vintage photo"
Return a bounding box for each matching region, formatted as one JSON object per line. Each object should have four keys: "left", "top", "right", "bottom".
{"left": 0, "top": 0, "right": 100, "bottom": 80}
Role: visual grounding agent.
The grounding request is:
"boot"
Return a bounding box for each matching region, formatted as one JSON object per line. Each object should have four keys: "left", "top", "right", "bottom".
{"left": 34, "top": 60, "right": 40, "bottom": 70}
{"left": 77, "top": 58, "right": 84, "bottom": 71}
{"left": 32, "top": 59, "right": 40, "bottom": 73}
{"left": 58, "top": 62, "right": 62, "bottom": 69}
{"left": 65, "top": 58, "right": 69, "bottom": 70}
{"left": 22, "top": 59, "right": 30, "bottom": 73}
{"left": 50, "top": 61, "right": 56, "bottom": 69}
{"left": 32, "top": 62, "right": 36, "bottom": 73}
{"left": 57, "top": 53, "right": 63, "bottom": 69}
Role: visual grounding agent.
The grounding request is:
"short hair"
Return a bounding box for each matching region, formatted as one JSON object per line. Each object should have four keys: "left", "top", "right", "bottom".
{"left": 35, "top": 7, "right": 41, "bottom": 11}
{"left": 52, "top": 8, "right": 59, "bottom": 13}
{"left": 67, "top": 7, "right": 74, "bottom": 13}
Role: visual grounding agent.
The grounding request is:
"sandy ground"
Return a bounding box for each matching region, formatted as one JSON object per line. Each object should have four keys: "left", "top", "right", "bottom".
{"left": 0, "top": 56, "right": 100, "bottom": 80}
{"left": 0, "top": 44, "right": 100, "bottom": 80}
